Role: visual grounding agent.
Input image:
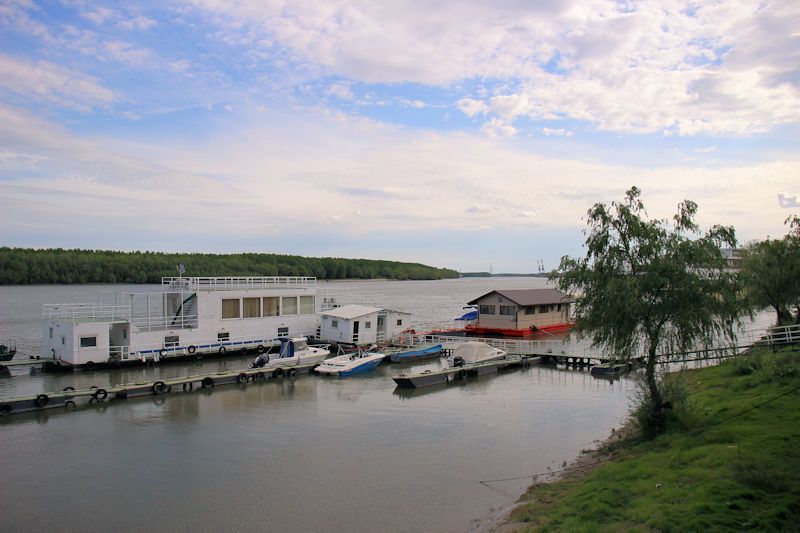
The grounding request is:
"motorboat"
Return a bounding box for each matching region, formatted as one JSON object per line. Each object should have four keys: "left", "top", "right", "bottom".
{"left": 252, "top": 337, "right": 330, "bottom": 369}
{"left": 0, "top": 340, "right": 16, "bottom": 362}
{"left": 446, "top": 341, "right": 506, "bottom": 367}
{"left": 314, "top": 349, "right": 385, "bottom": 377}
{"left": 385, "top": 344, "right": 443, "bottom": 363}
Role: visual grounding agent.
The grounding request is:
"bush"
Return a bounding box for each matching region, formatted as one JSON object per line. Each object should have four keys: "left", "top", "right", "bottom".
{"left": 629, "top": 372, "right": 688, "bottom": 439}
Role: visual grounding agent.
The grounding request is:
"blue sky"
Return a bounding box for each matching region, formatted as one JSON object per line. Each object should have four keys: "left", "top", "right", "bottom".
{"left": 1, "top": 0, "right": 798, "bottom": 272}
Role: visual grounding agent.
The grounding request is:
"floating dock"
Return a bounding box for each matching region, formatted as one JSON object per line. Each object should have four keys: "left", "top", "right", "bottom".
{"left": 392, "top": 354, "right": 538, "bottom": 388}
{"left": 0, "top": 363, "right": 317, "bottom": 417}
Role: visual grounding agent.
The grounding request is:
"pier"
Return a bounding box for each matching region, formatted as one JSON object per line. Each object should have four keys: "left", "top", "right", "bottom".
{"left": 0, "top": 362, "right": 317, "bottom": 416}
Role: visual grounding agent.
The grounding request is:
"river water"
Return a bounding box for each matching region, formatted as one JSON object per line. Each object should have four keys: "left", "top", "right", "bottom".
{"left": 0, "top": 278, "right": 635, "bottom": 532}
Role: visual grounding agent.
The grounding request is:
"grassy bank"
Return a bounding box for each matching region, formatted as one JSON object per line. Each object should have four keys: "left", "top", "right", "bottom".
{"left": 511, "top": 346, "right": 800, "bottom": 531}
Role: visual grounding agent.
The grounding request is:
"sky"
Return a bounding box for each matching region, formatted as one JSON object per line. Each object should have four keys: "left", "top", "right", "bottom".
{"left": 0, "top": 0, "right": 798, "bottom": 273}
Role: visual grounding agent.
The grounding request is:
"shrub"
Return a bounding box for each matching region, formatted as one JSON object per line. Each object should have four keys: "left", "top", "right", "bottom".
{"left": 629, "top": 372, "right": 688, "bottom": 439}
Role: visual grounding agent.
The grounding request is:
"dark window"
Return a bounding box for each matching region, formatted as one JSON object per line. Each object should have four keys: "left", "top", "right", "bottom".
{"left": 396, "top": 319, "right": 403, "bottom": 326}
{"left": 499, "top": 306, "right": 516, "bottom": 316}
{"left": 165, "top": 335, "right": 179, "bottom": 347}
{"left": 79, "top": 336, "right": 97, "bottom": 348}
{"left": 525, "top": 306, "right": 535, "bottom": 315}
{"left": 479, "top": 305, "right": 496, "bottom": 315}
{"left": 332, "top": 320, "right": 339, "bottom": 328}
{"left": 218, "top": 332, "right": 230, "bottom": 341}
{"left": 277, "top": 327, "right": 289, "bottom": 338}
{"left": 539, "top": 305, "right": 549, "bottom": 313}
{"left": 365, "top": 321, "right": 372, "bottom": 329}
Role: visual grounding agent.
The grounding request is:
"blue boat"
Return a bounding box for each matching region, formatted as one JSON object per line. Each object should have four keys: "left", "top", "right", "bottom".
{"left": 315, "top": 351, "right": 385, "bottom": 377}
{"left": 386, "top": 344, "right": 443, "bottom": 363}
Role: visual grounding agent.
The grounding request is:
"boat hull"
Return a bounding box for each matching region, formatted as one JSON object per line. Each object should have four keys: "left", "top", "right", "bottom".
{"left": 387, "top": 344, "right": 443, "bottom": 363}
{"left": 315, "top": 353, "right": 385, "bottom": 377}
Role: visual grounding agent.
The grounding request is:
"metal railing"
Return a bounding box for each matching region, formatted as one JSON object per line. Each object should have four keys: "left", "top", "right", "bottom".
{"left": 130, "top": 315, "right": 199, "bottom": 332}
{"left": 162, "top": 277, "right": 316, "bottom": 291}
{"left": 43, "top": 304, "right": 131, "bottom": 322}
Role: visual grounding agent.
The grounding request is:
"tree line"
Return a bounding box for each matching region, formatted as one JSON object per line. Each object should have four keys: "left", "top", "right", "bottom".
{"left": 0, "top": 248, "right": 459, "bottom": 284}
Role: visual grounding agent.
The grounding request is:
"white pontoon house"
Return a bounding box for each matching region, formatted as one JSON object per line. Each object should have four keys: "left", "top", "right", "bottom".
{"left": 42, "top": 277, "right": 321, "bottom": 367}
{"left": 319, "top": 304, "right": 410, "bottom": 345}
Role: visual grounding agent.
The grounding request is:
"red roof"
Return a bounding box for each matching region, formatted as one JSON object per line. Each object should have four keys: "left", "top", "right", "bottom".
{"left": 467, "top": 288, "right": 573, "bottom": 306}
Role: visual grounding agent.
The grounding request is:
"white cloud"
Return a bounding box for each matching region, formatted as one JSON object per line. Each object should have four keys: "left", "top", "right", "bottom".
{"left": 81, "top": 7, "right": 117, "bottom": 25}
{"left": 481, "top": 118, "right": 517, "bottom": 138}
{"left": 326, "top": 81, "right": 353, "bottom": 100}
{"left": 118, "top": 16, "right": 157, "bottom": 31}
{"left": 0, "top": 53, "right": 114, "bottom": 110}
{"left": 778, "top": 192, "right": 799, "bottom": 208}
{"left": 542, "top": 127, "right": 574, "bottom": 137}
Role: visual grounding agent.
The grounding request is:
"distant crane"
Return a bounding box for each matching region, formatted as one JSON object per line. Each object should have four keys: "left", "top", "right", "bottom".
{"left": 537, "top": 260, "right": 545, "bottom": 274}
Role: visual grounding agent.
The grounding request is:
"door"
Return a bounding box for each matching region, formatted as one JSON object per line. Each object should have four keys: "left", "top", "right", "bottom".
{"left": 352, "top": 320, "right": 360, "bottom": 343}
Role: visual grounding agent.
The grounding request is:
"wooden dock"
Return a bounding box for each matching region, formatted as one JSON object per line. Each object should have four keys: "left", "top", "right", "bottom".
{"left": 0, "top": 363, "right": 318, "bottom": 417}
{"left": 392, "top": 355, "right": 538, "bottom": 389}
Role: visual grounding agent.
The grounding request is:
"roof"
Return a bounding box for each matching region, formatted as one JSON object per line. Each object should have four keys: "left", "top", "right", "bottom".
{"left": 467, "top": 288, "right": 573, "bottom": 306}
{"left": 320, "top": 304, "right": 383, "bottom": 320}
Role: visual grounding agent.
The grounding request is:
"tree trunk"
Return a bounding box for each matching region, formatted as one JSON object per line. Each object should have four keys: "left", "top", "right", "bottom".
{"left": 646, "top": 343, "right": 662, "bottom": 411}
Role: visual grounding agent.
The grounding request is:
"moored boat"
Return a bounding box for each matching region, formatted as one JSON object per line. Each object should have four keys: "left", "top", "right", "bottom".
{"left": 252, "top": 337, "right": 330, "bottom": 369}
{"left": 385, "top": 344, "right": 443, "bottom": 363}
{"left": 0, "top": 340, "right": 16, "bottom": 362}
{"left": 315, "top": 350, "right": 385, "bottom": 377}
{"left": 446, "top": 341, "right": 506, "bottom": 368}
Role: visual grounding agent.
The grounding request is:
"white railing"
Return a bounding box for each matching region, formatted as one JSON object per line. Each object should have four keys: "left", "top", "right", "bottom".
{"left": 43, "top": 304, "right": 131, "bottom": 322}
{"left": 131, "top": 315, "right": 199, "bottom": 332}
{"left": 754, "top": 323, "right": 800, "bottom": 347}
{"left": 162, "top": 277, "right": 316, "bottom": 291}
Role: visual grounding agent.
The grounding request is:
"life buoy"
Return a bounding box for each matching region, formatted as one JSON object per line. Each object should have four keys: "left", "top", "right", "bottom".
{"left": 152, "top": 381, "right": 168, "bottom": 394}
{"left": 287, "top": 368, "right": 297, "bottom": 377}
{"left": 272, "top": 368, "right": 284, "bottom": 378}
{"left": 182, "top": 382, "right": 194, "bottom": 391}
{"left": 187, "top": 345, "right": 197, "bottom": 354}
{"left": 92, "top": 388, "right": 108, "bottom": 401}
{"left": 35, "top": 394, "right": 50, "bottom": 408}
{"left": 64, "top": 400, "right": 76, "bottom": 409}
{"left": 257, "top": 345, "right": 266, "bottom": 353}
{"left": 237, "top": 373, "right": 249, "bottom": 384}
{"left": 159, "top": 349, "right": 167, "bottom": 358}
{"left": 218, "top": 346, "right": 227, "bottom": 355}
{"left": 201, "top": 377, "right": 214, "bottom": 388}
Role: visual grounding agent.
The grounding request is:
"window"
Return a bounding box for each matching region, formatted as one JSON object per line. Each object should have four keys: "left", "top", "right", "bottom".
{"left": 122, "top": 328, "right": 127, "bottom": 340}
{"left": 243, "top": 297, "right": 261, "bottom": 318}
{"left": 222, "top": 298, "right": 240, "bottom": 319}
{"left": 331, "top": 320, "right": 339, "bottom": 328}
{"left": 499, "top": 306, "right": 516, "bottom": 316}
{"left": 539, "top": 305, "right": 549, "bottom": 313}
{"left": 263, "top": 297, "right": 280, "bottom": 316}
{"left": 218, "top": 332, "right": 230, "bottom": 341}
{"left": 61, "top": 336, "right": 65, "bottom": 345}
{"left": 365, "top": 321, "right": 372, "bottom": 329}
{"left": 299, "top": 295, "right": 315, "bottom": 315}
{"left": 49, "top": 327, "right": 53, "bottom": 339}
{"left": 396, "top": 319, "right": 403, "bottom": 326}
{"left": 164, "top": 335, "right": 179, "bottom": 348}
{"left": 556, "top": 303, "right": 562, "bottom": 312}
{"left": 479, "top": 305, "right": 496, "bottom": 315}
{"left": 525, "top": 306, "right": 535, "bottom": 315}
{"left": 282, "top": 296, "right": 298, "bottom": 315}
{"left": 277, "top": 327, "right": 289, "bottom": 338}
{"left": 79, "top": 336, "right": 97, "bottom": 348}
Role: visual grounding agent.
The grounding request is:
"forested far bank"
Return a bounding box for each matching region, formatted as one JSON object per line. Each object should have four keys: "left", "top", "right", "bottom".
{"left": 0, "top": 248, "right": 459, "bottom": 284}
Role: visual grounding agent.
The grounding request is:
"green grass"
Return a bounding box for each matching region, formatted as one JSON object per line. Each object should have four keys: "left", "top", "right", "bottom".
{"left": 511, "top": 346, "right": 800, "bottom": 532}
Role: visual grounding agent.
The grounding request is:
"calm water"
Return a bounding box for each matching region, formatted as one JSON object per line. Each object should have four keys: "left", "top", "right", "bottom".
{"left": 0, "top": 278, "right": 634, "bottom": 532}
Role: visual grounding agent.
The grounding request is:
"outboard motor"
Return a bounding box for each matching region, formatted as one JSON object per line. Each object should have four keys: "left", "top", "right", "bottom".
{"left": 252, "top": 353, "right": 270, "bottom": 368}
{"left": 452, "top": 356, "right": 465, "bottom": 367}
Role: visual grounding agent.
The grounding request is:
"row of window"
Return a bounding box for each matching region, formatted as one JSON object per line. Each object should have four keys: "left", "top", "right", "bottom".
{"left": 222, "top": 296, "right": 315, "bottom": 320}
{"left": 479, "top": 303, "right": 565, "bottom": 316}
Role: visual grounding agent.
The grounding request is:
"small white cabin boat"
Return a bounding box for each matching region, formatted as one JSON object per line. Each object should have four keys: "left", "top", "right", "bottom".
{"left": 446, "top": 342, "right": 507, "bottom": 368}
{"left": 314, "top": 350, "right": 385, "bottom": 377}
{"left": 42, "top": 277, "right": 321, "bottom": 368}
{"left": 252, "top": 337, "right": 330, "bottom": 369}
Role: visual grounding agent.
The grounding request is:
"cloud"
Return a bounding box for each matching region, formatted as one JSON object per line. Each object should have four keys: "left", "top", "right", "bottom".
{"left": 118, "top": 16, "right": 157, "bottom": 31}
{"left": 542, "top": 127, "right": 573, "bottom": 137}
{"left": 481, "top": 118, "right": 517, "bottom": 137}
{"left": 0, "top": 53, "right": 114, "bottom": 111}
{"left": 778, "top": 192, "right": 799, "bottom": 208}
{"left": 81, "top": 7, "right": 117, "bottom": 25}
{"left": 326, "top": 81, "right": 353, "bottom": 100}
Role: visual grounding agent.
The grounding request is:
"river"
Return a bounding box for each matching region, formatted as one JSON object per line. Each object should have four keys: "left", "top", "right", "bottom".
{"left": 0, "top": 278, "right": 634, "bottom": 532}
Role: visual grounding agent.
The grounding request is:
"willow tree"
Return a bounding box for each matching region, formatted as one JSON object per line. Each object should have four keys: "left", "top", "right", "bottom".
{"left": 739, "top": 216, "right": 800, "bottom": 325}
{"left": 551, "top": 187, "right": 742, "bottom": 433}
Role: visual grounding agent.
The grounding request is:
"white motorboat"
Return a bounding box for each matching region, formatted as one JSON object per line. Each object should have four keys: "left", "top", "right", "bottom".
{"left": 446, "top": 341, "right": 507, "bottom": 367}
{"left": 252, "top": 337, "right": 330, "bottom": 369}
{"left": 314, "top": 349, "right": 385, "bottom": 377}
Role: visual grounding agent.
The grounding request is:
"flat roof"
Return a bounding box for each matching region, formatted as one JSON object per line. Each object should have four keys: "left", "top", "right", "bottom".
{"left": 320, "top": 304, "right": 383, "bottom": 320}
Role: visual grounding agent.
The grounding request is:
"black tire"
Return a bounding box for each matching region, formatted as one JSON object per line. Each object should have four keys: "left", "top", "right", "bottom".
{"left": 272, "top": 368, "right": 284, "bottom": 378}
{"left": 255, "top": 372, "right": 265, "bottom": 381}
{"left": 237, "top": 373, "right": 249, "bottom": 384}
{"left": 159, "top": 349, "right": 167, "bottom": 358}
{"left": 287, "top": 368, "right": 297, "bottom": 377}
{"left": 92, "top": 388, "right": 108, "bottom": 401}
{"left": 218, "top": 346, "right": 227, "bottom": 355}
{"left": 182, "top": 382, "right": 194, "bottom": 391}
{"left": 458, "top": 369, "right": 467, "bottom": 379}
{"left": 201, "top": 377, "right": 214, "bottom": 388}
{"left": 152, "top": 381, "right": 168, "bottom": 394}
{"left": 64, "top": 400, "right": 76, "bottom": 409}
{"left": 35, "top": 394, "right": 49, "bottom": 408}
{"left": 85, "top": 361, "right": 95, "bottom": 369}
{"left": 257, "top": 344, "right": 266, "bottom": 353}
{"left": 187, "top": 345, "right": 196, "bottom": 354}
{"left": 0, "top": 403, "right": 12, "bottom": 414}
{"left": 115, "top": 390, "right": 129, "bottom": 399}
